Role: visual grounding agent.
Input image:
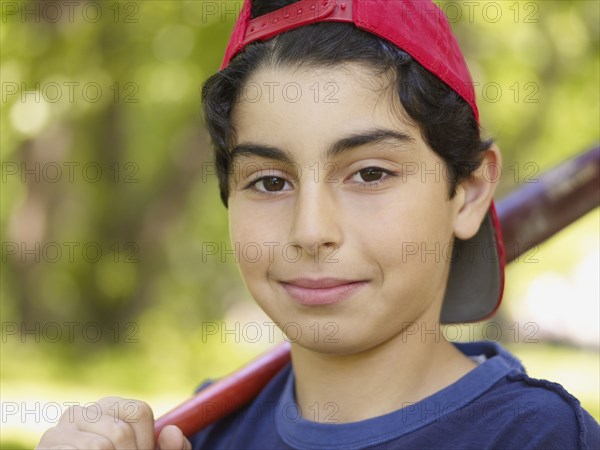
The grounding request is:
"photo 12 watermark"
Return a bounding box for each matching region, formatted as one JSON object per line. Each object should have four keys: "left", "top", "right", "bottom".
{"left": 200, "top": 321, "right": 340, "bottom": 345}
{"left": 1, "top": 1, "right": 140, "bottom": 24}
{"left": 1, "top": 321, "right": 140, "bottom": 344}
{"left": 237, "top": 81, "right": 340, "bottom": 104}
{"left": 398, "top": 399, "right": 541, "bottom": 425}
{"left": 2, "top": 241, "right": 140, "bottom": 264}
{"left": 1, "top": 161, "right": 140, "bottom": 184}
{"left": 1, "top": 399, "right": 145, "bottom": 426}
{"left": 2, "top": 81, "right": 139, "bottom": 104}
{"left": 405, "top": 321, "right": 540, "bottom": 344}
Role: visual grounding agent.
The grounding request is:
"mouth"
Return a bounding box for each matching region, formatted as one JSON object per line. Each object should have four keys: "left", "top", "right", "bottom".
{"left": 279, "top": 277, "right": 369, "bottom": 306}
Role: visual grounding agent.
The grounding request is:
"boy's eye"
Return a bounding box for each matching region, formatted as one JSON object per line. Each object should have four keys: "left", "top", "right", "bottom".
{"left": 357, "top": 167, "right": 384, "bottom": 182}
{"left": 254, "top": 176, "right": 289, "bottom": 192}
{"left": 352, "top": 167, "right": 387, "bottom": 183}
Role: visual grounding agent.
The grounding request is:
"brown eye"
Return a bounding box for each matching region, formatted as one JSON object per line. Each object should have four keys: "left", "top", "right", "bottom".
{"left": 259, "top": 176, "right": 286, "bottom": 191}
{"left": 359, "top": 167, "right": 384, "bottom": 182}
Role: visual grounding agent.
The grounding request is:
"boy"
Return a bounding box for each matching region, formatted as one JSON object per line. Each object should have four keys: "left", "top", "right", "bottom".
{"left": 37, "top": 1, "right": 599, "bottom": 449}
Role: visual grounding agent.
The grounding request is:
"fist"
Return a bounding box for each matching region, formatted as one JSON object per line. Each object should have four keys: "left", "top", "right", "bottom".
{"left": 36, "top": 396, "right": 192, "bottom": 450}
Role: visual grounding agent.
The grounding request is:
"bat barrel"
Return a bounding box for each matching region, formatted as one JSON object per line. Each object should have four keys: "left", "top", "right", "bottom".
{"left": 497, "top": 146, "right": 600, "bottom": 263}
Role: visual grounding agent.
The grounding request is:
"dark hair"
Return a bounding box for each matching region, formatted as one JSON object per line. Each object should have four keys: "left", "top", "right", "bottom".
{"left": 202, "top": 0, "right": 493, "bottom": 207}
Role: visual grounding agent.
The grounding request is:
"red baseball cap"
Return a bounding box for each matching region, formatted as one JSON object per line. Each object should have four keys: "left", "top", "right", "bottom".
{"left": 219, "top": 0, "right": 505, "bottom": 323}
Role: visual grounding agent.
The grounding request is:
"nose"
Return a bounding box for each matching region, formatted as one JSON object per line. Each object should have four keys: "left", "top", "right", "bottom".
{"left": 288, "top": 181, "right": 342, "bottom": 259}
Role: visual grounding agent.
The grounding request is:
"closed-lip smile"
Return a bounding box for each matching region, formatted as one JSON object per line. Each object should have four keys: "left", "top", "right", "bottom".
{"left": 279, "top": 277, "right": 369, "bottom": 305}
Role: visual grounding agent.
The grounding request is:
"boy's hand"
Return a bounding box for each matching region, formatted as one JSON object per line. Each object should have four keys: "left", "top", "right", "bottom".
{"left": 36, "top": 396, "right": 192, "bottom": 450}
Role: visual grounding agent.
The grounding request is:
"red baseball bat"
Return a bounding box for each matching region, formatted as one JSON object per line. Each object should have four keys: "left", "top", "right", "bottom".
{"left": 154, "top": 146, "right": 600, "bottom": 440}
{"left": 154, "top": 341, "right": 291, "bottom": 439}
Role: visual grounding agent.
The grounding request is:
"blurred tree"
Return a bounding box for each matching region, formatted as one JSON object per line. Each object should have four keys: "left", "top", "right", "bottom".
{"left": 0, "top": 0, "right": 597, "bottom": 346}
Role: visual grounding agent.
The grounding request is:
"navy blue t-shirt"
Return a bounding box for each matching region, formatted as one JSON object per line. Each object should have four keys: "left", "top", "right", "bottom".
{"left": 189, "top": 341, "right": 599, "bottom": 449}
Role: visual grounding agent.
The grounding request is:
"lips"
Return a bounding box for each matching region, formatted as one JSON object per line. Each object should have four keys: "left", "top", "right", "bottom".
{"left": 279, "top": 277, "right": 369, "bottom": 306}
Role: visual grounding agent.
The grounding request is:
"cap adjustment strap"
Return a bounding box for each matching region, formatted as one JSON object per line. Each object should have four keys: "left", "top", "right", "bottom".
{"left": 242, "top": 0, "right": 353, "bottom": 47}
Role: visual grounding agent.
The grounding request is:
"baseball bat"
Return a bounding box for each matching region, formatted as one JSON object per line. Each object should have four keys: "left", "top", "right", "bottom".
{"left": 154, "top": 145, "right": 600, "bottom": 440}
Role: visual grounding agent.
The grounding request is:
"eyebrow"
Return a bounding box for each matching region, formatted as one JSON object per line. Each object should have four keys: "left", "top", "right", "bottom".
{"left": 230, "top": 128, "right": 416, "bottom": 164}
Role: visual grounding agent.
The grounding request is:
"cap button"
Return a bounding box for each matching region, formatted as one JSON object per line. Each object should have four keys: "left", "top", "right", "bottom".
{"left": 341, "top": 3, "right": 347, "bottom": 9}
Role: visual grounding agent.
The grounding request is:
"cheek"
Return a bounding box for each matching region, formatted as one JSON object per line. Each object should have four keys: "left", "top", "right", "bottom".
{"left": 228, "top": 202, "right": 283, "bottom": 291}
{"left": 357, "top": 193, "right": 452, "bottom": 251}
{"left": 229, "top": 205, "right": 256, "bottom": 271}
{"left": 229, "top": 213, "right": 287, "bottom": 327}
{"left": 355, "top": 186, "right": 455, "bottom": 294}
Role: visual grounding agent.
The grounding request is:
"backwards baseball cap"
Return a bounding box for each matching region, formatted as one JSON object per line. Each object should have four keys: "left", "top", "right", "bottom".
{"left": 219, "top": 0, "right": 505, "bottom": 323}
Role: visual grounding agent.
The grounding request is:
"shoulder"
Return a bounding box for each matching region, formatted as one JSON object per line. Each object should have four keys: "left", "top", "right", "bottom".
{"left": 477, "top": 348, "right": 599, "bottom": 450}
{"left": 508, "top": 371, "right": 598, "bottom": 447}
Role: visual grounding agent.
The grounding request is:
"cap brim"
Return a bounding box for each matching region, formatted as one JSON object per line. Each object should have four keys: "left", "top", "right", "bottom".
{"left": 440, "top": 202, "right": 505, "bottom": 323}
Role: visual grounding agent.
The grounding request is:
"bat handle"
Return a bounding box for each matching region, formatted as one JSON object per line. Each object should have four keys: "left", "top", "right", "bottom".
{"left": 154, "top": 341, "right": 291, "bottom": 440}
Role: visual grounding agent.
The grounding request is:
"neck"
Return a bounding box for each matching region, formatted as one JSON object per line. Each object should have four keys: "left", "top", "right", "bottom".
{"left": 290, "top": 325, "right": 477, "bottom": 424}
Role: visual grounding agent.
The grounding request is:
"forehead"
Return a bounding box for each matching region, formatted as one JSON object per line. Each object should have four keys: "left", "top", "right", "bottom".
{"left": 230, "top": 63, "right": 424, "bottom": 158}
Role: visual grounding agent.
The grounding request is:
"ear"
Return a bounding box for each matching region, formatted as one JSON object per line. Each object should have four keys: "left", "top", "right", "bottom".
{"left": 453, "top": 143, "right": 502, "bottom": 240}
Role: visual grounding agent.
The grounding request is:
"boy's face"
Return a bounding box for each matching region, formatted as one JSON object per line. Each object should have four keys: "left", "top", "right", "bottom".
{"left": 227, "top": 64, "right": 465, "bottom": 355}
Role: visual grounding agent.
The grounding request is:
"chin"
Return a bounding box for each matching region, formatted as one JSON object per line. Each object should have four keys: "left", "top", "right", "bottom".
{"left": 283, "top": 319, "right": 393, "bottom": 356}
{"left": 291, "top": 335, "right": 374, "bottom": 356}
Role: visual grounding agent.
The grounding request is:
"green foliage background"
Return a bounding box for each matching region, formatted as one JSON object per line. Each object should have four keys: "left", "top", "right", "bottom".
{"left": 1, "top": 1, "right": 598, "bottom": 448}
